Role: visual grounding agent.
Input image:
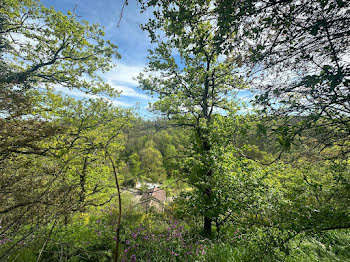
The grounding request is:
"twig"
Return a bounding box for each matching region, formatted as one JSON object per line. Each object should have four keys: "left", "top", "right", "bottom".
{"left": 117, "top": 0, "right": 128, "bottom": 28}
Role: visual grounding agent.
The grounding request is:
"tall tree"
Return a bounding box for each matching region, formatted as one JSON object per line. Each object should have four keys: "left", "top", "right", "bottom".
{"left": 138, "top": 0, "right": 245, "bottom": 236}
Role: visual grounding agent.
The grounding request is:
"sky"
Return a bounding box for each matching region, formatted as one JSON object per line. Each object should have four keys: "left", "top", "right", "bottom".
{"left": 41, "top": 0, "right": 156, "bottom": 117}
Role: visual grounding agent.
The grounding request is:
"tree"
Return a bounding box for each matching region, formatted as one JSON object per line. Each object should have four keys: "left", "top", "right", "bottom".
{"left": 140, "top": 140, "right": 166, "bottom": 183}
{"left": 0, "top": 0, "right": 120, "bottom": 160}
{"left": 129, "top": 152, "right": 142, "bottom": 179}
{"left": 226, "top": 0, "right": 350, "bottom": 159}
{"left": 138, "top": 0, "right": 245, "bottom": 236}
{"left": 201, "top": 0, "right": 350, "bottom": 158}
{"left": 0, "top": 0, "right": 128, "bottom": 258}
{"left": 1, "top": 0, "right": 118, "bottom": 93}
{"left": 0, "top": 97, "right": 133, "bottom": 259}
{"left": 140, "top": 0, "right": 350, "bottom": 159}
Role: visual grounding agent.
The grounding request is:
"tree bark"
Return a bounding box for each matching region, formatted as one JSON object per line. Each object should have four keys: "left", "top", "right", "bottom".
{"left": 106, "top": 149, "right": 122, "bottom": 262}
{"left": 204, "top": 216, "right": 212, "bottom": 237}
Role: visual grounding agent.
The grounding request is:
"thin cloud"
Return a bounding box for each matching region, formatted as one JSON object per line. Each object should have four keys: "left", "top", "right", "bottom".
{"left": 111, "top": 84, "right": 150, "bottom": 100}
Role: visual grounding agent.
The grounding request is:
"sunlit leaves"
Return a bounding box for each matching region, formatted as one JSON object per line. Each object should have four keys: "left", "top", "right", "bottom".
{"left": 1, "top": 0, "right": 120, "bottom": 97}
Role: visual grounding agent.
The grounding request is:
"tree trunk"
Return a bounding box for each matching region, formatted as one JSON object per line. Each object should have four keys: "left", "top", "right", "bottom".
{"left": 203, "top": 180, "right": 212, "bottom": 237}
{"left": 106, "top": 149, "right": 122, "bottom": 262}
{"left": 204, "top": 216, "right": 212, "bottom": 237}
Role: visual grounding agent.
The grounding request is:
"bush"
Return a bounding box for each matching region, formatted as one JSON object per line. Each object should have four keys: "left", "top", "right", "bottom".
{"left": 121, "top": 218, "right": 206, "bottom": 262}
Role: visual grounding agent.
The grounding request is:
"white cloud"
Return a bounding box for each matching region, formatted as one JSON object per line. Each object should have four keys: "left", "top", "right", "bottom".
{"left": 103, "top": 62, "right": 154, "bottom": 101}
{"left": 104, "top": 63, "right": 145, "bottom": 86}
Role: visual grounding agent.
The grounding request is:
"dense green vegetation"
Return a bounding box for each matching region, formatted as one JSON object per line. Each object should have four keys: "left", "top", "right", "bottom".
{"left": 1, "top": 0, "right": 349, "bottom": 261}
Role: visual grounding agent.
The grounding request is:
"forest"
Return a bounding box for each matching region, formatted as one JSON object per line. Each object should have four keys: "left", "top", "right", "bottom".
{"left": 0, "top": 0, "right": 349, "bottom": 261}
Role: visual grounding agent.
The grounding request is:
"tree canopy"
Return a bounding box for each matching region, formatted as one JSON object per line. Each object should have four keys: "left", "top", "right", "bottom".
{"left": 1, "top": 0, "right": 119, "bottom": 94}
{"left": 139, "top": 0, "right": 350, "bottom": 159}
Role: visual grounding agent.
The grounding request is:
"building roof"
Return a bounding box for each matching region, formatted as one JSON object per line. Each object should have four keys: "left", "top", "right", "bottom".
{"left": 140, "top": 187, "right": 166, "bottom": 204}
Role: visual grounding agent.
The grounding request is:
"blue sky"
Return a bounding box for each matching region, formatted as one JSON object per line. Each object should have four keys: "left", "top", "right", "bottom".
{"left": 42, "top": 0, "right": 156, "bottom": 117}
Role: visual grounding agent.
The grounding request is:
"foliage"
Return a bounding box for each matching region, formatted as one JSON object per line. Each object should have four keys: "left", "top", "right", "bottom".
{"left": 139, "top": 140, "right": 166, "bottom": 183}
{"left": 0, "top": 0, "right": 119, "bottom": 94}
{"left": 1, "top": 0, "right": 350, "bottom": 260}
{"left": 138, "top": 0, "right": 350, "bottom": 163}
{"left": 0, "top": 0, "right": 130, "bottom": 259}
{"left": 0, "top": 0, "right": 120, "bottom": 163}
{"left": 216, "top": 0, "right": 350, "bottom": 136}
{"left": 0, "top": 97, "right": 133, "bottom": 259}
{"left": 121, "top": 219, "right": 206, "bottom": 261}
{"left": 121, "top": 120, "right": 190, "bottom": 185}
{"left": 216, "top": 0, "right": 350, "bottom": 157}
{"left": 138, "top": 0, "right": 247, "bottom": 236}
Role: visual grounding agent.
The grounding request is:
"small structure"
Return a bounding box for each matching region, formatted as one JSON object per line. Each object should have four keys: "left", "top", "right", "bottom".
{"left": 139, "top": 187, "right": 166, "bottom": 213}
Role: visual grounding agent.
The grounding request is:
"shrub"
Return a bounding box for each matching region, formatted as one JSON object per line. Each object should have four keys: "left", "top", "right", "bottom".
{"left": 121, "top": 219, "right": 206, "bottom": 261}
